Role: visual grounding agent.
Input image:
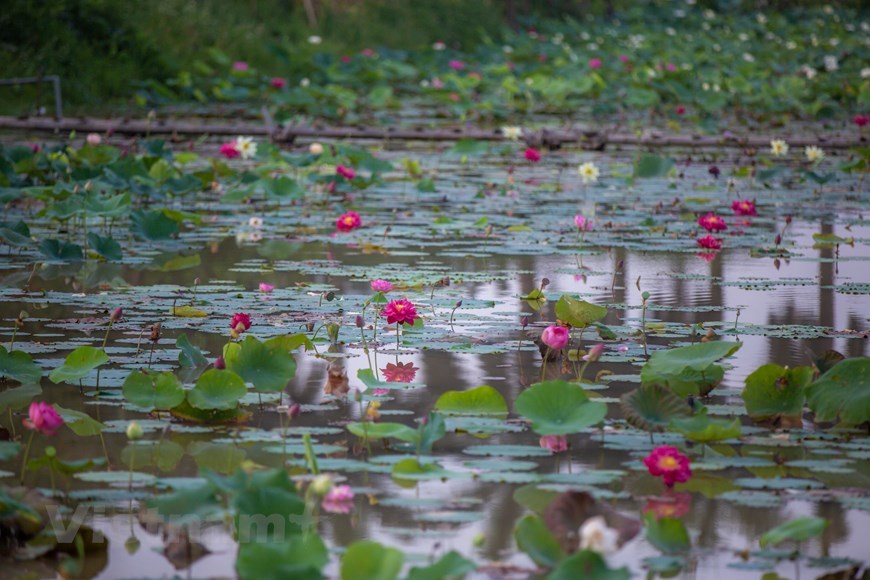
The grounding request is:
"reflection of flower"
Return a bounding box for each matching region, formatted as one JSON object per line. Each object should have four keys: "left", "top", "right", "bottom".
{"left": 23, "top": 402, "right": 64, "bottom": 436}
{"left": 539, "top": 435, "right": 568, "bottom": 453}
{"left": 541, "top": 325, "right": 569, "bottom": 350}
{"left": 524, "top": 148, "right": 541, "bottom": 162}
{"left": 643, "top": 491, "right": 692, "bottom": 519}
{"left": 579, "top": 516, "right": 619, "bottom": 554}
{"left": 578, "top": 162, "right": 600, "bottom": 184}
{"left": 643, "top": 445, "right": 692, "bottom": 487}
{"left": 382, "top": 299, "right": 420, "bottom": 326}
{"left": 370, "top": 279, "right": 393, "bottom": 293}
{"left": 770, "top": 139, "right": 789, "bottom": 157}
{"left": 731, "top": 199, "right": 756, "bottom": 216}
{"left": 336, "top": 211, "right": 362, "bottom": 233}
{"left": 322, "top": 485, "right": 354, "bottom": 513}
{"left": 696, "top": 251, "right": 718, "bottom": 263}
{"left": 248, "top": 216, "right": 263, "bottom": 228}
{"left": 697, "top": 235, "right": 722, "bottom": 250}
{"left": 698, "top": 213, "right": 727, "bottom": 233}
{"left": 231, "top": 313, "right": 252, "bottom": 333}
{"left": 381, "top": 361, "right": 419, "bottom": 383}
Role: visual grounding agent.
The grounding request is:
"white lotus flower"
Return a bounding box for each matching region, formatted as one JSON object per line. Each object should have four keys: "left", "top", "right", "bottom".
{"left": 579, "top": 516, "right": 619, "bottom": 554}
{"left": 770, "top": 139, "right": 789, "bottom": 157}
{"left": 805, "top": 146, "right": 825, "bottom": 163}
{"left": 235, "top": 136, "right": 257, "bottom": 160}
{"left": 578, "top": 161, "right": 600, "bottom": 184}
{"left": 501, "top": 126, "right": 523, "bottom": 141}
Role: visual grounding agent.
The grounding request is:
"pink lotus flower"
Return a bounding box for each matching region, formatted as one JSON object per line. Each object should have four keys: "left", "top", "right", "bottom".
{"left": 524, "top": 148, "right": 542, "bottom": 162}
{"left": 618, "top": 54, "right": 630, "bottom": 64}
{"left": 541, "top": 325, "right": 569, "bottom": 350}
{"left": 86, "top": 133, "right": 102, "bottom": 146}
{"left": 582, "top": 343, "right": 604, "bottom": 362}
{"left": 539, "top": 435, "right": 569, "bottom": 453}
{"left": 448, "top": 59, "right": 465, "bottom": 71}
{"left": 336, "top": 165, "right": 356, "bottom": 180}
{"left": 853, "top": 114, "right": 869, "bottom": 127}
{"left": 231, "top": 313, "right": 252, "bottom": 333}
{"left": 322, "top": 485, "right": 354, "bottom": 514}
{"left": 588, "top": 58, "right": 602, "bottom": 69}
{"left": 370, "top": 279, "right": 393, "bottom": 293}
{"left": 336, "top": 211, "right": 362, "bottom": 233}
{"left": 340, "top": 55, "right": 352, "bottom": 63}
{"left": 360, "top": 48, "right": 376, "bottom": 57}
{"left": 665, "top": 63, "right": 677, "bottom": 72}
{"left": 220, "top": 142, "right": 240, "bottom": 159}
{"left": 574, "top": 214, "right": 592, "bottom": 230}
{"left": 697, "top": 235, "right": 722, "bottom": 250}
{"left": 643, "top": 445, "right": 692, "bottom": 487}
{"left": 259, "top": 283, "right": 274, "bottom": 293}
{"left": 431, "top": 77, "right": 444, "bottom": 89}
{"left": 675, "top": 105, "right": 686, "bottom": 115}
{"left": 382, "top": 299, "right": 420, "bottom": 326}
{"left": 23, "top": 402, "right": 64, "bottom": 436}
{"left": 270, "top": 77, "right": 287, "bottom": 89}
{"left": 698, "top": 213, "right": 727, "bottom": 232}
{"left": 232, "top": 61, "right": 249, "bottom": 71}
{"left": 381, "top": 361, "right": 419, "bottom": 383}
{"left": 731, "top": 199, "right": 757, "bottom": 216}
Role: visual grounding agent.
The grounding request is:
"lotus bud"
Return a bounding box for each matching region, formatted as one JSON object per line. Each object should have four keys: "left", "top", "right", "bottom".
{"left": 288, "top": 403, "right": 301, "bottom": 419}
{"left": 111, "top": 308, "right": 123, "bottom": 321}
{"left": 310, "top": 143, "right": 324, "bottom": 155}
{"left": 355, "top": 315, "right": 364, "bottom": 328}
{"left": 214, "top": 356, "right": 226, "bottom": 370}
{"left": 311, "top": 474, "right": 333, "bottom": 496}
{"left": 126, "top": 421, "right": 143, "bottom": 440}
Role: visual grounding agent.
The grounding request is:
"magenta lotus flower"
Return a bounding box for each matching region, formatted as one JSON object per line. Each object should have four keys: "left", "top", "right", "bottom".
{"left": 270, "top": 77, "right": 287, "bottom": 89}
{"left": 23, "top": 402, "right": 64, "bottom": 436}
{"left": 370, "top": 279, "right": 393, "bottom": 293}
{"left": 853, "top": 114, "right": 869, "bottom": 127}
{"left": 220, "top": 142, "right": 240, "bottom": 159}
{"left": 524, "top": 148, "right": 541, "bottom": 162}
{"left": 448, "top": 59, "right": 465, "bottom": 71}
{"left": 259, "top": 283, "right": 274, "bottom": 293}
{"left": 336, "top": 211, "right": 361, "bottom": 233}
{"left": 336, "top": 165, "right": 356, "bottom": 180}
{"left": 360, "top": 48, "right": 376, "bottom": 57}
{"left": 665, "top": 63, "right": 677, "bottom": 72}
{"left": 232, "top": 61, "right": 249, "bottom": 71}
{"left": 698, "top": 213, "right": 727, "bottom": 232}
{"left": 675, "top": 105, "right": 686, "bottom": 115}
{"left": 697, "top": 235, "right": 722, "bottom": 250}
{"left": 619, "top": 54, "right": 630, "bottom": 63}
{"left": 643, "top": 445, "right": 692, "bottom": 487}
{"left": 541, "top": 325, "right": 569, "bottom": 350}
{"left": 731, "top": 199, "right": 757, "bottom": 216}
{"left": 382, "top": 299, "right": 419, "bottom": 326}
{"left": 381, "top": 361, "right": 419, "bottom": 383}
{"left": 539, "top": 435, "right": 568, "bottom": 453}
{"left": 231, "top": 313, "right": 252, "bottom": 332}
{"left": 574, "top": 214, "right": 592, "bottom": 230}
{"left": 322, "top": 484, "right": 354, "bottom": 514}
{"left": 588, "top": 58, "right": 602, "bottom": 69}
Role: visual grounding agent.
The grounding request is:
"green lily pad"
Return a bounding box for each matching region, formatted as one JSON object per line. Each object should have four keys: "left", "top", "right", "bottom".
{"left": 49, "top": 346, "right": 109, "bottom": 384}
{"left": 187, "top": 369, "right": 247, "bottom": 410}
{"left": 760, "top": 517, "right": 828, "bottom": 547}
{"left": 347, "top": 422, "right": 418, "bottom": 443}
{"left": 340, "top": 540, "right": 404, "bottom": 580}
{"left": 742, "top": 364, "right": 813, "bottom": 422}
{"left": 806, "top": 357, "right": 870, "bottom": 426}
{"left": 620, "top": 384, "right": 691, "bottom": 432}
{"left": 669, "top": 409, "right": 742, "bottom": 443}
{"left": 224, "top": 335, "right": 297, "bottom": 393}
{"left": 515, "top": 380, "right": 607, "bottom": 436}
{"left": 0, "top": 346, "right": 42, "bottom": 385}
{"left": 554, "top": 295, "right": 607, "bottom": 328}
{"left": 550, "top": 550, "right": 631, "bottom": 580}
{"left": 644, "top": 513, "right": 691, "bottom": 553}
{"left": 515, "top": 514, "right": 564, "bottom": 568}
{"left": 434, "top": 385, "right": 508, "bottom": 416}
{"left": 122, "top": 370, "right": 185, "bottom": 410}
{"left": 641, "top": 341, "right": 742, "bottom": 397}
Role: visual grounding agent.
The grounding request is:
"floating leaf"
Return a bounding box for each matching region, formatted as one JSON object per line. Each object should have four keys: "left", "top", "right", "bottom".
{"left": 620, "top": 384, "right": 691, "bottom": 432}
{"left": 49, "top": 346, "right": 109, "bottom": 384}
{"left": 122, "top": 370, "right": 185, "bottom": 410}
{"left": 224, "top": 335, "right": 297, "bottom": 393}
{"left": 188, "top": 369, "right": 247, "bottom": 410}
{"left": 742, "top": 364, "right": 813, "bottom": 422}
{"left": 340, "top": 540, "right": 404, "bottom": 580}
{"left": 668, "top": 409, "right": 741, "bottom": 443}
{"left": 759, "top": 517, "right": 828, "bottom": 547}
{"left": 641, "top": 342, "right": 742, "bottom": 397}
{"left": 171, "top": 305, "right": 208, "bottom": 317}
{"left": 0, "top": 346, "right": 42, "bottom": 385}
{"left": 806, "top": 357, "right": 870, "bottom": 426}
{"left": 515, "top": 380, "right": 607, "bottom": 436}
{"left": 634, "top": 154, "right": 675, "bottom": 178}
{"left": 435, "top": 385, "right": 508, "bottom": 416}
{"left": 554, "top": 295, "right": 607, "bottom": 328}
{"left": 347, "top": 422, "right": 418, "bottom": 443}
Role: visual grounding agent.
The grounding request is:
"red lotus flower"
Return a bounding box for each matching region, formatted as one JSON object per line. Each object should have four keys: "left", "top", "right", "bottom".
{"left": 382, "top": 299, "right": 419, "bottom": 326}
{"left": 643, "top": 491, "right": 692, "bottom": 519}
{"left": 541, "top": 325, "right": 569, "bottom": 350}
{"left": 675, "top": 105, "right": 686, "bottom": 115}
{"left": 698, "top": 213, "right": 727, "bottom": 232}
{"left": 220, "top": 142, "right": 240, "bottom": 159}
{"left": 336, "top": 165, "right": 356, "bottom": 180}
{"left": 853, "top": 114, "right": 869, "bottom": 127}
{"left": 380, "top": 361, "right": 419, "bottom": 383}
{"left": 270, "top": 77, "right": 287, "bottom": 89}
{"left": 539, "top": 435, "right": 569, "bottom": 453}
{"left": 643, "top": 445, "right": 692, "bottom": 487}
{"left": 731, "top": 199, "right": 757, "bottom": 216}
{"left": 336, "top": 211, "right": 361, "bottom": 232}
{"left": 524, "top": 148, "right": 542, "bottom": 162}
{"left": 697, "top": 235, "right": 722, "bottom": 250}
{"left": 231, "top": 313, "right": 252, "bottom": 333}
{"left": 23, "top": 402, "right": 64, "bottom": 436}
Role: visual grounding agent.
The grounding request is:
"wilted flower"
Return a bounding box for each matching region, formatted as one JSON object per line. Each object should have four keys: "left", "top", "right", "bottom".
{"left": 502, "top": 126, "right": 523, "bottom": 141}
{"left": 578, "top": 161, "right": 600, "bottom": 184}
{"left": 270, "top": 77, "right": 287, "bottom": 89}
{"left": 322, "top": 485, "right": 354, "bottom": 514}
{"left": 731, "top": 199, "right": 757, "bottom": 216}
{"left": 370, "top": 279, "right": 394, "bottom": 293}
{"left": 336, "top": 165, "right": 356, "bottom": 180}
{"left": 381, "top": 361, "right": 419, "bottom": 383}
{"left": 524, "top": 148, "right": 541, "bottom": 162}
{"left": 539, "top": 435, "right": 568, "bottom": 453}
{"left": 697, "top": 235, "right": 722, "bottom": 250}
{"left": 643, "top": 445, "right": 692, "bottom": 487}
{"left": 708, "top": 165, "right": 720, "bottom": 178}
{"left": 541, "top": 325, "right": 569, "bottom": 350}
{"left": 310, "top": 142, "right": 324, "bottom": 155}
{"left": 220, "top": 142, "right": 240, "bottom": 159}
{"left": 579, "top": 516, "right": 619, "bottom": 554}
{"left": 288, "top": 402, "right": 301, "bottom": 419}
{"left": 697, "top": 213, "right": 727, "bottom": 232}
{"left": 23, "top": 402, "right": 64, "bottom": 436}
{"left": 770, "top": 139, "right": 789, "bottom": 157}
{"left": 235, "top": 137, "right": 257, "bottom": 160}
{"left": 336, "top": 211, "right": 362, "bottom": 233}
{"left": 86, "top": 133, "right": 102, "bottom": 146}
{"left": 382, "top": 299, "right": 420, "bottom": 326}
{"left": 126, "top": 421, "right": 143, "bottom": 440}
{"left": 231, "top": 312, "right": 252, "bottom": 333}
{"left": 259, "top": 283, "right": 274, "bottom": 293}
{"left": 805, "top": 145, "right": 825, "bottom": 163}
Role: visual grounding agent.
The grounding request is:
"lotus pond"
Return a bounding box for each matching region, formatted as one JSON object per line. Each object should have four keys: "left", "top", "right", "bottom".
{"left": 0, "top": 124, "right": 869, "bottom": 580}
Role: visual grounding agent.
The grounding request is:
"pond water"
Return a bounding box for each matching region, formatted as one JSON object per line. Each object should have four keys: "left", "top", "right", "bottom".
{"left": 0, "top": 135, "right": 868, "bottom": 577}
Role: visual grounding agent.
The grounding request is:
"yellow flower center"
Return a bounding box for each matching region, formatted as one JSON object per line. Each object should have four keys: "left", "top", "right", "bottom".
{"left": 658, "top": 456, "right": 679, "bottom": 470}
{"left": 343, "top": 217, "right": 354, "bottom": 225}
{"left": 395, "top": 304, "right": 405, "bottom": 311}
